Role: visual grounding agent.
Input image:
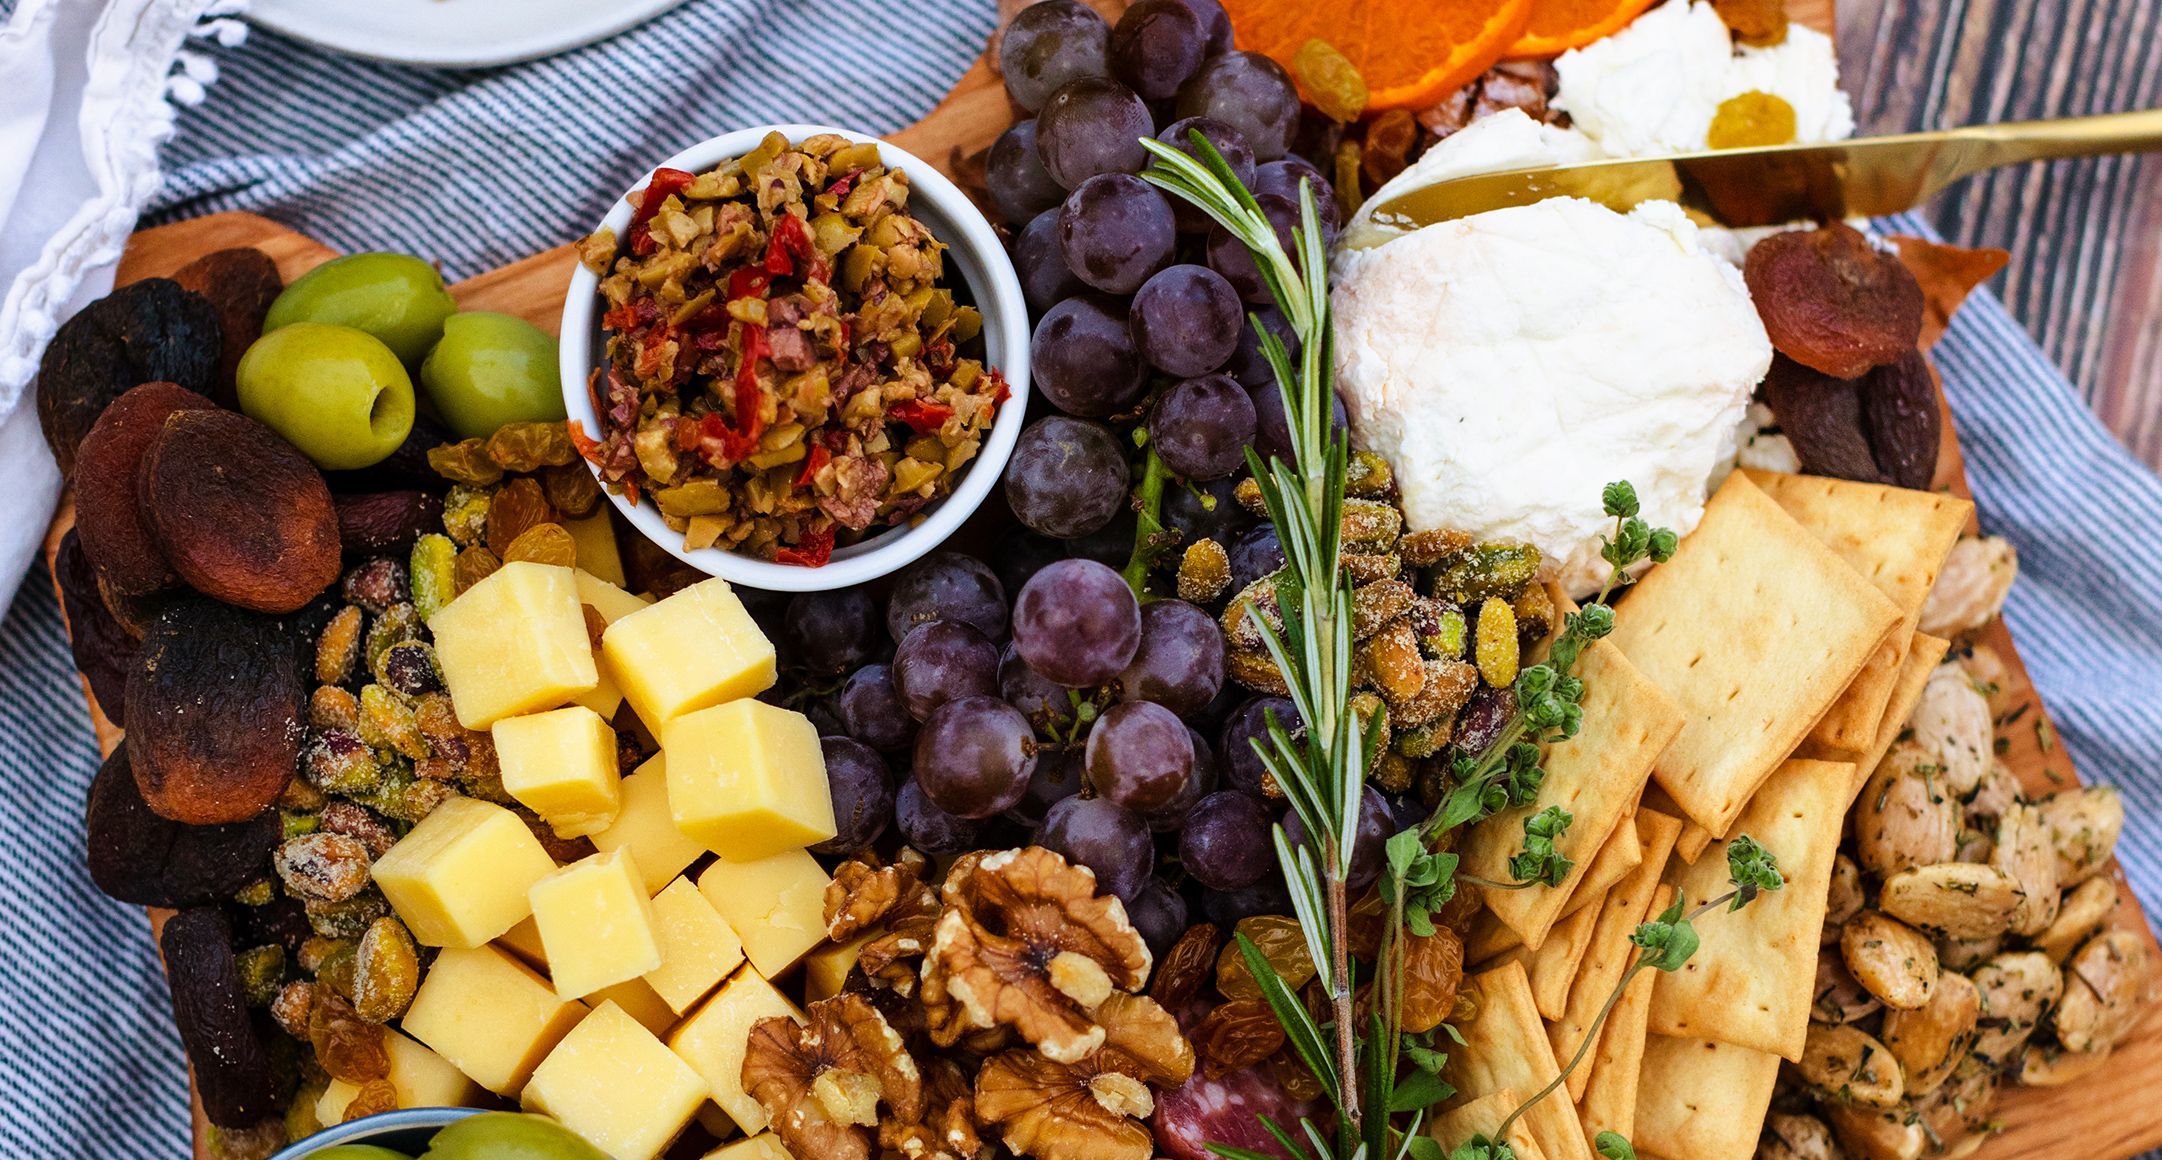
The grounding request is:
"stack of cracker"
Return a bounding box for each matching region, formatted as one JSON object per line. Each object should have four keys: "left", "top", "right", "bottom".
{"left": 1438, "top": 472, "right": 1972, "bottom": 1160}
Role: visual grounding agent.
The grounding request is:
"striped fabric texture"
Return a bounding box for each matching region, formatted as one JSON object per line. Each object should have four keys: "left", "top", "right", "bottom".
{"left": 0, "top": 5, "right": 2159, "bottom": 1157}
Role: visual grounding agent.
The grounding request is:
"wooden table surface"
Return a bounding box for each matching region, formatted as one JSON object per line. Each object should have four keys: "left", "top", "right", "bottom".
{"left": 1836, "top": 0, "right": 2162, "bottom": 467}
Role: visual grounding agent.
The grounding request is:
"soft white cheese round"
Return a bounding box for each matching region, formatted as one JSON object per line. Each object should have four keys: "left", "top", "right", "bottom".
{"left": 1343, "top": 109, "right": 1600, "bottom": 249}
{"left": 1331, "top": 196, "right": 1773, "bottom": 598}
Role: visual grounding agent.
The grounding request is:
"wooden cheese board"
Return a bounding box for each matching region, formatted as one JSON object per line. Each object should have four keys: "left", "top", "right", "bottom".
{"left": 35, "top": 2, "right": 2162, "bottom": 1158}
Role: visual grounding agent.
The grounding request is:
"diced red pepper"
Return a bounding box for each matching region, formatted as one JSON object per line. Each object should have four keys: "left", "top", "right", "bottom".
{"left": 676, "top": 416, "right": 701, "bottom": 452}
{"left": 794, "top": 444, "right": 830, "bottom": 488}
{"left": 764, "top": 213, "right": 817, "bottom": 276}
{"left": 776, "top": 524, "right": 835, "bottom": 568}
{"left": 627, "top": 168, "right": 696, "bottom": 257}
{"left": 889, "top": 398, "right": 954, "bottom": 435}
{"left": 620, "top": 476, "right": 642, "bottom": 508}
{"left": 825, "top": 169, "right": 860, "bottom": 200}
{"left": 990, "top": 368, "right": 1011, "bottom": 405}
{"left": 567, "top": 420, "right": 606, "bottom": 468}
{"left": 728, "top": 268, "right": 773, "bottom": 301}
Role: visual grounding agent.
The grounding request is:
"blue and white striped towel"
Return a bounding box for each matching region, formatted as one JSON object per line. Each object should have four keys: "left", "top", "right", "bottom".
{"left": 2, "top": 2, "right": 2159, "bottom": 1155}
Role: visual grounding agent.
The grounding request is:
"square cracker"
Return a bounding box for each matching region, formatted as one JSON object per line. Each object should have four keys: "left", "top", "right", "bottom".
{"left": 1490, "top": 889, "right": 1608, "bottom": 1021}
{"left": 1443, "top": 962, "right": 1595, "bottom": 1160}
{"left": 1648, "top": 758, "right": 1853, "bottom": 1061}
{"left": 1460, "top": 640, "right": 1685, "bottom": 950}
{"left": 1642, "top": 785, "right": 1713, "bottom": 865}
{"left": 1561, "top": 809, "right": 1644, "bottom": 922}
{"left": 1633, "top": 1035, "right": 1780, "bottom": 1160}
{"left": 1802, "top": 632, "right": 1950, "bottom": 803}
{"left": 1431, "top": 1089, "right": 1550, "bottom": 1160}
{"left": 1608, "top": 472, "right": 1901, "bottom": 838}
{"left": 1742, "top": 470, "right": 1972, "bottom": 754}
{"left": 1552, "top": 809, "right": 1684, "bottom": 1101}
{"left": 1575, "top": 886, "right": 1668, "bottom": 1146}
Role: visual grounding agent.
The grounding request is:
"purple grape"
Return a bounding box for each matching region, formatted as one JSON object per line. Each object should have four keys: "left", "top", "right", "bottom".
{"left": 1181, "top": 790, "right": 1278, "bottom": 890}
{"left": 913, "top": 695, "right": 1037, "bottom": 818}
{"left": 1130, "top": 265, "right": 1242, "bottom": 378}
{"left": 1037, "top": 76, "right": 1155, "bottom": 189}
{"left": 1126, "top": 875, "right": 1190, "bottom": 960}
{"left": 1015, "top": 208, "right": 1085, "bottom": 317}
{"left": 1383, "top": 792, "right": 1428, "bottom": 837}
{"left": 1207, "top": 192, "right": 1301, "bottom": 304}
{"left": 1005, "top": 744, "right": 1086, "bottom": 827}
{"left": 1150, "top": 374, "right": 1256, "bottom": 481}
{"left": 1118, "top": 599, "right": 1225, "bottom": 717}
{"left": 1155, "top": 117, "right": 1257, "bottom": 233}
{"left": 1160, "top": 473, "right": 1255, "bottom": 548}
{"left": 1222, "top": 305, "right": 1301, "bottom": 389}
{"left": 1004, "top": 416, "right": 1131, "bottom": 539}
{"left": 1013, "top": 558, "right": 1143, "bottom": 687}
{"left": 838, "top": 664, "right": 917, "bottom": 752}
{"left": 1452, "top": 686, "right": 1518, "bottom": 759}
{"left": 1001, "top": 642, "right": 1078, "bottom": 733}
{"left": 999, "top": 0, "right": 1113, "bottom": 112}
{"left": 1174, "top": 51, "right": 1302, "bottom": 161}
{"left": 992, "top": 532, "right": 1068, "bottom": 597}
{"left": 1254, "top": 158, "right": 1342, "bottom": 237}
{"left": 782, "top": 588, "right": 880, "bottom": 676}
{"left": 1187, "top": 677, "right": 1246, "bottom": 742}
{"left": 1144, "top": 727, "right": 1217, "bottom": 832}
{"left": 1283, "top": 785, "right": 1392, "bottom": 891}
{"left": 1064, "top": 507, "right": 1139, "bottom": 568}
{"left": 1036, "top": 795, "right": 1153, "bottom": 899}
{"left": 886, "top": 551, "right": 1007, "bottom": 644}
{"left": 988, "top": 121, "right": 1068, "bottom": 223}
{"left": 809, "top": 737, "right": 894, "bottom": 855}
{"left": 1086, "top": 700, "right": 1193, "bottom": 811}
{"left": 1227, "top": 524, "right": 1285, "bottom": 593}
{"left": 1200, "top": 871, "right": 1294, "bottom": 928}
{"left": 1058, "top": 173, "right": 1177, "bottom": 294}
{"left": 1220, "top": 695, "right": 1301, "bottom": 798}
{"left": 804, "top": 694, "right": 846, "bottom": 737}
{"left": 893, "top": 620, "right": 1000, "bottom": 721}
{"left": 1164, "top": 0, "right": 1232, "bottom": 55}
{"left": 898, "top": 776, "right": 983, "bottom": 856}
{"left": 1111, "top": 0, "right": 1208, "bottom": 100}
{"left": 1032, "top": 294, "right": 1149, "bottom": 417}
{"left": 1248, "top": 381, "right": 1346, "bottom": 464}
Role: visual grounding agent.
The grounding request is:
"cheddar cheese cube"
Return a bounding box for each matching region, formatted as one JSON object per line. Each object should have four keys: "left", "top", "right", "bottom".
{"left": 704, "top": 1135, "right": 796, "bottom": 1160}
{"left": 430, "top": 562, "right": 598, "bottom": 728}
{"left": 669, "top": 970, "right": 803, "bottom": 1134}
{"left": 316, "top": 1078, "right": 360, "bottom": 1125}
{"left": 590, "top": 756, "right": 706, "bottom": 893}
{"left": 373, "top": 796, "right": 557, "bottom": 948}
{"left": 567, "top": 517, "right": 629, "bottom": 589}
{"left": 401, "top": 945, "right": 588, "bottom": 1096}
{"left": 589, "top": 976, "right": 679, "bottom": 1038}
{"left": 804, "top": 931, "right": 877, "bottom": 1003}
{"left": 602, "top": 578, "right": 775, "bottom": 726}
{"left": 664, "top": 699, "right": 835, "bottom": 861}
{"left": 495, "top": 704, "right": 623, "bottom": 838}
{"left": 385, "top": 1027, "right": 481, "bottom": 1109}
{"left": 531, "top": 848, "right": 664, "bottom": 1000}
{"left": 524, "top": 1001, "right": 710, "bottom": 1160}
{"left": 571, "top": 660, "right": 625, "bottom": 721}
{"left": 498, "top": 915, "right": 548, "bottom": 968}
{"left": 696, "top": 849, "right": 830, "bottom": 978}
{"left": 645, "top": 877, "right": 746, "bottom": 1014}
{"left": 577, "top": 567, "right": 652, "bottom": 624}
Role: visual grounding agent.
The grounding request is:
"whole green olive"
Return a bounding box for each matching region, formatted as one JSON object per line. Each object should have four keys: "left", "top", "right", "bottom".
{"left": 265, "top": 252, "right": 458, "bottom": 368}
{"left": 419, "top": 1112, "right": 610, "bottom": 1160}
{"left": 309, "top": 1146, "right": 415, "bottom": 1160}
{"left": 236, "top": 322, "right": 415, "bottom": 470}
{"left": 418, "top": 312, "right": 568, "bottom": 440}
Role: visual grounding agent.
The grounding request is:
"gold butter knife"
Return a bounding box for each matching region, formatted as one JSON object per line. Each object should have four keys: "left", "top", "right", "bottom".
{"left": 1348, "top": 108, "right": 2162, "bottom": 247}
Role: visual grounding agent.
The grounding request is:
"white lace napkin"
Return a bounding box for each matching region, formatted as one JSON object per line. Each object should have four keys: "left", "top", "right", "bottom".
{"left": 0, "top": 0, "right": 244, "bottom": 614}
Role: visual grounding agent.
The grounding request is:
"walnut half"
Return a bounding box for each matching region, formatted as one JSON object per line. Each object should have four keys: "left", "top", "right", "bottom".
{"left": 744, "top": 994, "right": 926, "bottom": 1160}
{"left": 975, "top": 992, "right": 1197, "bottom": 1160}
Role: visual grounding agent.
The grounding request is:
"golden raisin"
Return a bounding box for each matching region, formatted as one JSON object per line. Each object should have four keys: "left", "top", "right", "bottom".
{"left": 1708, "top": 91, "right": 1797, "bottom": 149}
{"left": 453, "top": 544, "right": 502, "bottom": 595}
{"left": 342, "top": 1079, "right": 399, "bottom": 1122}
{"left": 1217, "top": 915, "right": 1317, "bottom": 1000}
{"left": 427, "top": 439, "right": 505, "bottom": 486}
{"left": 1475, "top": 599, "right": 1519, "bottom": 688}
{"left": 1292, "top": 39, "right": 1369, "bottom": 123}
{"left": 502, "top": 521, "right": 578, "bottom": 567}
{"left": 1362, "top": 108, "right": 1419, "bottom": 188}
{"left": 1195, "top": 997, "right": 1286, "bottom": 1078}
{"left": 1334, "top": 139, "right": 1365, "bottom": 216}
{"left": 1399, "top": 926, "right": 1465, "bottom": 1034}
{"left": 1150, "top": 922, "right": 1222, "bottom": 1011}
{"left": 1272, "top": 1048, "right": 1327, "bottom": 1102}
{"left": 352, "top": 917, "right": 420, "bottom": 1023}
{"left": 486, "top": 421, "right": 578, "bottom": 473}
{"left": 308, "top": 991, "right": 389, "bottom": 1083}
{"left": 486, "top": 477, "right": 557, "bottom": 558}
{"left": 541, "top": 463, "right": 604, "bottom": 519}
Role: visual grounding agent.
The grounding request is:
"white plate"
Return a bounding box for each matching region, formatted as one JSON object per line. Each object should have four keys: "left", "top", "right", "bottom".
{"left": 248, "top": 0, "right": 693, "bottom": 68}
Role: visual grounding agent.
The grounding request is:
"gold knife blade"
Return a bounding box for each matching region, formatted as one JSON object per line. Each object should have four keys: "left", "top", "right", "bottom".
{"left": 1349, "top": 108, "right": 2162, "bottom": 248}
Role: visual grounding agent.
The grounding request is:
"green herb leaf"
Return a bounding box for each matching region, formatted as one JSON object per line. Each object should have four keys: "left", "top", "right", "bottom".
{"left": 1595, "top": 1132, "right": 1638, "bottom": 1160}
{"left": 1629, "top": 892, "right": 1700, "bottom": 973}
{"left": 1603, "top": 481, "right": 1640, "bottom": 519}
{"left": 1508, "top": 805, "right": 1576, "bottom": 888}
{"left": 1406, "top": 1137, "right": 1447, "bottom": 1160}
{"left": 1724, "top": 833, "right": 1783, "bottom": 910}
{"left": 1390, "top": 1070, "right": 1455, "bottom": 1112}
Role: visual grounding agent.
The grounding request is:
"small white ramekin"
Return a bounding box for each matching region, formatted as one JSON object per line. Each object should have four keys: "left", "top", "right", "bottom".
{"left": 560, "top": 123, "right": 1030, "bottom": 593}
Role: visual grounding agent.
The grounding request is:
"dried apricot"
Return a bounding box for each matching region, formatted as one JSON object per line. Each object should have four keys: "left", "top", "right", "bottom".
{"left": 171, "top": 248, "right": 282, "bottom": 409}
{"left": 1744, "top": 223, "right": 1924, "bottom": 379}
{"left": 37, "top": 278, "right": 220, "bottom": 477}
{"left": 163, "top": 907, "right": 279, "bottom": 1126}
{"left": 129, "top": 595, "right": 305, "bottom": 824}
{"left": 503, "top": 521, "right": 578, "bottom": 567}
{"left": 71, "top": 382, "right": 216, "bottom": 595}
{"left": 85, "top": 742, "right": 280, "bottom": 908}
{"left": 139, "top": 409, "right": 341, "bottom": 614}
{"left": 1859, "top": 348, "right": 1941, "bottom": 491}
{"left": 1761, "top": 354, "right": 1885, "bottom": 483}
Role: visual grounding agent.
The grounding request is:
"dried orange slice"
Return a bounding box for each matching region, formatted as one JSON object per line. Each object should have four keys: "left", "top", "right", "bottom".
{"left": 1503, "top": 0, "right": 1659, "bottom": 59}
{"left": 1220, "top": 0, "right": 1534, "bottom": 112}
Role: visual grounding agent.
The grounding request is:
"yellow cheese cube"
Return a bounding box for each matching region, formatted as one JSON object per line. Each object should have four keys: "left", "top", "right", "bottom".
{"left": 571, "top": 660, "right": 624, "bottom": 721}
{"left": 495, "top": 704, "right": 623, "bottom": 838}
{"left": 803, "top": 931, "right": 877, "bottom": 1003}
{"left": 577, "top": 568, "right": 653, "bottom": 624}
{"left": 669, "top": 970, "right": 803, "bottom": 1134}
{"left": 385, "top": 1027, "right": 480, "bottom": 1108}
{"left": 645, "top": 877, "right": 746, "bottom": 1014}
{"left": 603, "top": 578, "right": 776, "bottom": 726}
{"left": 696, "top": 849, "right": 831, "bottom": 978}
{"left": 317, "top": 1078, "right": 360, "bottom": 1125}
{"left": 524, "top": 1001, "right": 710, "bottom": 1160}
{"left": 664, "top": 700, "right": 835, "bottom": 861}
{"left": 373, "top": 796, "right": 558, "bottom": 948}
{"left": 402, "top": 945, "right": 589, "bottom": 1096}
{"left": 704, "top": 1135, "right": 796, "bottom": 1160}
{"left": 591, "top": 756, "right": 706, "bottom": 893}
{"left": 498, "top": 916, "right": 548, "bottom": 969}
{"left": 531, "top": 848, "right": 664, "bottom": 1000}
{"left": 430, "top": 562, "right": 599, "bottom": 729}
{"left": 589, "top": 976, "right": 679, "bottom": 1038}
{"left": 567, "top": 515, "right": 629, "bottom": 589}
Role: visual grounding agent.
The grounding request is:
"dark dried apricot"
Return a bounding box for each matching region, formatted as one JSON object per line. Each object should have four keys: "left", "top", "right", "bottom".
{"left": 84, "top": 741, "right": 280, "bottom": 907}
{"left": 36, "top": 278, "right": 220, "bottom": 477}
{"left": 139, "top": 409, "right": 340, "bottom": 613}
{"left": 52, "top": 529, "right": 135, "bottom": 718}
{"left": 162, "top": 907, "right": 279, "bottom": 1127}
{"left": 1760, "top": 353, "right": 1885, "bottom": 484}
{"left": 1859, "top": 348, "right": 1941, "bottom": 491}
{"left": 1743, "top": 223, "right": 1924, "bottom": 379}
{"left": 127, "top": 593, "right": 304, "bottom": 824}
{"left": 72, "top": 382, "right": 218, "bottom": 595}
{"left": 334, "top": 492, "right": 445, "bottom": 559}
{"left": 171, "top": 248, "right": 282, "bottom": 409}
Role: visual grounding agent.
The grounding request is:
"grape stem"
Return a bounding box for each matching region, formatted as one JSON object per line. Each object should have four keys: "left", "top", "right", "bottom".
{"left": 1120, "top": 445, "right": 1174, "bottom": 599}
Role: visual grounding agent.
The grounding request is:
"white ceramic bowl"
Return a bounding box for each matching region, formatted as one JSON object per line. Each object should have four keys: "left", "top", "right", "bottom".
{"left": 560, "top": 124, "right": 1030, "bottom": 593}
